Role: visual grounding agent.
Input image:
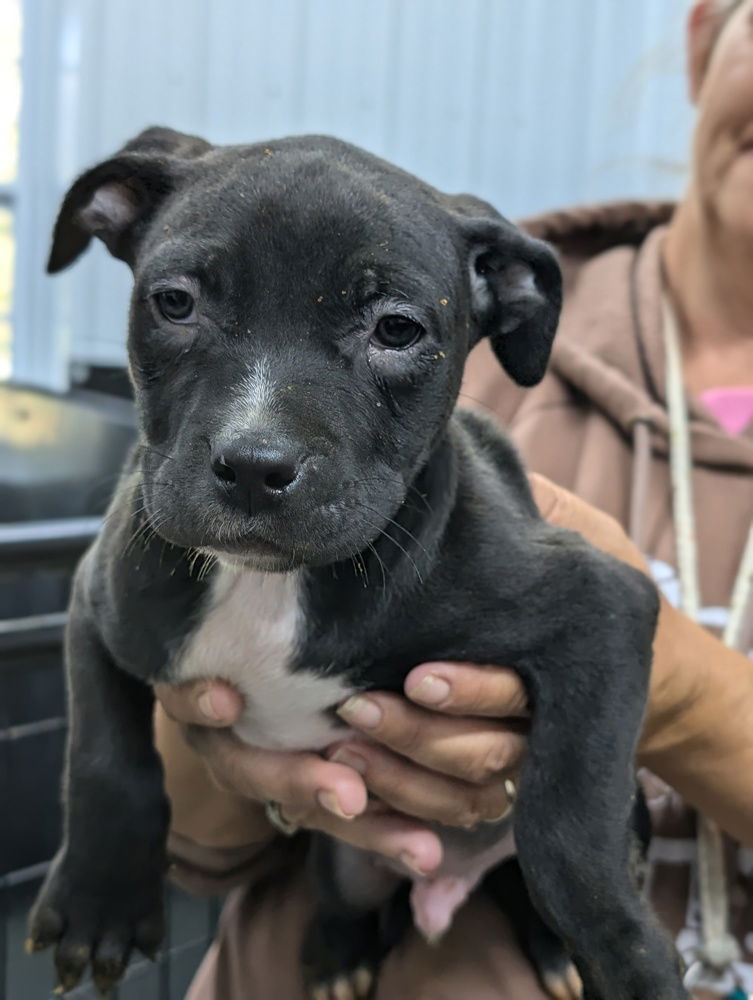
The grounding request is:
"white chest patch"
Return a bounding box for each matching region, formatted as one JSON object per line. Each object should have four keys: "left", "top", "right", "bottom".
{"left": 173, "top": 565, "right": 354, "bottom": 751}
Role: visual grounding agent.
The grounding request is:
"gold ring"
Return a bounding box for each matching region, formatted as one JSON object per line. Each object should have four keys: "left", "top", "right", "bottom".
{"left": 264, "top": 800, "right": 300, "bottom": 837}
{"left": 484, "top": 777, "right": 517, "bottom": 824}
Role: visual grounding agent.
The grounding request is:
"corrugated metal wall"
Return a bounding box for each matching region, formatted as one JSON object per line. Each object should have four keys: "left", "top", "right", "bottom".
{"left": 14, "top": 0, "right": 694, "bottom": 387}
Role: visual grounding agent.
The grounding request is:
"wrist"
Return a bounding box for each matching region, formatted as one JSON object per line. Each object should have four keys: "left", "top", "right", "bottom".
{"left": 638, "top": 599, "right": 708, "bottom": 765}
{"left": 154, "top": 705, "right": 274, "bottom": 848}
{"left": 637, "top": 600, "right": 753, "bottom": 844}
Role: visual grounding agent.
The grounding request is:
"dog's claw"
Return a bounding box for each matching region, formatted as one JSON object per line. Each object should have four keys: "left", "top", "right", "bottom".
{"left": 308, "top": 966, "right": 375, "bottom": 1000}
{"left": 53, "top": 969, "right": 85, "bottom": 996}
{"left": 54, "top": 950, "right": 89, "bottom": 996}
{"left": 332, "top": 977, "right": 356, "bottom": 1000}
{"left": 352, "top": 966, "right": 374, "bottom": 997}
{"left": 93, "top": 976, "right": 117, "bottom": 998}
{"left": 542, "top": 962, "right": 583, "bottom": 1000}
{"left": 28, "top": 903, "right": 64, "bottom": 951}
{"left": 93, "top": 958, "right": 127, "bottom": 996}
{"left": 24, "top": 937, "right": 43, "bottom": 955}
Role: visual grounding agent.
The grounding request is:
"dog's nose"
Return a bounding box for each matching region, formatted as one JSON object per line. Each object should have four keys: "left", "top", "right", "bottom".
{"left": 211, "top": 440, "right": 304, "bottom": 512}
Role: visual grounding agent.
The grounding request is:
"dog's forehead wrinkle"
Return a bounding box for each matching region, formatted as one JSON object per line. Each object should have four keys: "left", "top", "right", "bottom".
{"left": 138, "top": 236, "right": 228, "bottom": 283}
{"left": 144, "top": 163, "right": 460, "bottom": 304}
{"left": 177, "top": 145, "right": 448, "bottom": 250}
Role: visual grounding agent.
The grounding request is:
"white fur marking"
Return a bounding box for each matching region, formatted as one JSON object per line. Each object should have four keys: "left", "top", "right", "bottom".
{"left": 174, "top": 566, "right": 353, "bottom": 750}
{"left": 239, "top": 357, "right": 277, "bottom": 419}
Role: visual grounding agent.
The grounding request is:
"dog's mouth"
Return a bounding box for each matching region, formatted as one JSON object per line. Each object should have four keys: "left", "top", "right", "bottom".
{"left": 203, "top": 529, "right": 297, "bottom": 572}
{"left": 192, "top": 498, "right": 405, "bottom": 573}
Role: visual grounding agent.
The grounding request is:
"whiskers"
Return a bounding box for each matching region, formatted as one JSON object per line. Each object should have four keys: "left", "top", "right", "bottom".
{"left": 349, "top": 500, "right": 427, "bottom": 587}
{"left": 349, "top": 550, "right": 371, "bottom": 589}
{"left": 365, "top": 540, "right": 388, "bottom": 590}
{"left": 186, "top": 548, "right": 219, "bottom": 582}
{"left": 122, "top": 503, "right": 174, "bottom": 560}
{"left": 139, "top": 443, "right": 176, "bottom": 464}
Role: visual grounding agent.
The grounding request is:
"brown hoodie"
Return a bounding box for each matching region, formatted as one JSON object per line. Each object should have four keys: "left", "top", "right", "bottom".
{"left": 163, "top": 202, "right": 753, "bottom": 1000}
{"left": 463, "top": 201, "right": 753, "bottom": 991}
{"left": 464, "top": 202, "right": 753, "bottom": 617}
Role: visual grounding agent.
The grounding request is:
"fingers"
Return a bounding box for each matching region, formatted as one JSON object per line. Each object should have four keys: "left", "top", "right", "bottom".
{"left": 154, "top": 679, "right": 244, "bottom": 727}
{"left": 185, "top": 726, "right": 370, "bottom": 820}
{"left": 337, "top": 695, "right": 525, "bottom": 783}
{"left": 404, "top": 662, "right": 529, "bottom": 718}
{"left": 312, "top": 809, "right": 444, "bottom": 876}
{"left": 185, "top": 726, "right": 443, "bottom": 873}
{"left": 329, "top": 742, "right": 515, "bottom": 828}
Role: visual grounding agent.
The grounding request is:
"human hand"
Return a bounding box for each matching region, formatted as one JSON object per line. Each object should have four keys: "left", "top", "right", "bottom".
{"left": 155, "top": 669, "right": 526, "bottom": 875}
{"left": 155, "top": 472, "right": 639, "bottom": 870}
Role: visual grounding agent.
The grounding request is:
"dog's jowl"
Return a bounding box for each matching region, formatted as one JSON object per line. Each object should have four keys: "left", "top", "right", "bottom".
{"left": 28, "top": 128, "right": 688, "bottom": 1000}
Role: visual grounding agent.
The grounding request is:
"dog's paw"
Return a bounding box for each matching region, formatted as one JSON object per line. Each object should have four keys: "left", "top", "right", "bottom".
{"left": 27, "top": 849, "right": 164, "bottom": 995}
{"left": 306, "top": 965, "right": 375, "bottom": 1000}
{"left": 523, "top": 914, "right": 583, "bottom": 1000}
{"left": 302, "top": 909, "right": 381, "bottom": 1000}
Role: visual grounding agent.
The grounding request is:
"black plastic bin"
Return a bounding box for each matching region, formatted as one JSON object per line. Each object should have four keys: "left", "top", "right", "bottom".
{"left": 0, "top": 383, "right": 219, "bottom": 1000}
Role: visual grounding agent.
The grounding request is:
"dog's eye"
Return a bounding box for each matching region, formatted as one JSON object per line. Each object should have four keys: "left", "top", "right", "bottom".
{"left": 372, "top": 315, "right": 424, "bottom": 350}
{"left": 154, "top": 289, "right": 196, "bottom": 324}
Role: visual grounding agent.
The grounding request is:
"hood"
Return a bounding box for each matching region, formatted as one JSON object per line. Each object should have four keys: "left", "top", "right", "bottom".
{"left": 520, "top": 202, "right": 753, "bottom": 471}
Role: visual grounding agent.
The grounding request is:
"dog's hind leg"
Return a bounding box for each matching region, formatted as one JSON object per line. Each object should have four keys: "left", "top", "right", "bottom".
{"left": 507, "top": 558, "right": 687, "bottom": 1000}
{"left": 486, "top": 858, "right": 582, "bottom": 1000}
{"left": 303, "top": 836, "right": 402, "bottom": 1000}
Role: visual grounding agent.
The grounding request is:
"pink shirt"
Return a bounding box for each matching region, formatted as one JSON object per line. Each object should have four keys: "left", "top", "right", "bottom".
{"left": 699, "top": 387, "right": 753, "bottom": 436}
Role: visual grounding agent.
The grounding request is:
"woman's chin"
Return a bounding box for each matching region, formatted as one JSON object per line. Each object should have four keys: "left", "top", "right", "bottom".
{"left": 715, "top": 174, "right": 753, "bottom": 240}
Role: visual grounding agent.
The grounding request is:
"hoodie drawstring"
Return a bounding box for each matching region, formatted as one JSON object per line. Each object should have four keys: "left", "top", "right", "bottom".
{"left": 661, "top": 292, "right": 753, "bottom": 997}
{"left": 628, "top": 420, "right": 653, "bottom": 554}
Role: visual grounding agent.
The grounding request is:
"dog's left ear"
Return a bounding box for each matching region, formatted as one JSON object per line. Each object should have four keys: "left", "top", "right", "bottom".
{"left": 451, "top": 201, "right": 562, "bottom": 387}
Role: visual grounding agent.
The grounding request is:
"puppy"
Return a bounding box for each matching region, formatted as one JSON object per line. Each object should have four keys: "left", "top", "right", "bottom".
{"left": 28, "top": 128, "right": 687, "bottom": 1000}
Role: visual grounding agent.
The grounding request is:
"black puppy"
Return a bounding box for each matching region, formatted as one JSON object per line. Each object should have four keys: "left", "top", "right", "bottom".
{"left": 28, "top": 128, "right": 686, "bottom": 1000}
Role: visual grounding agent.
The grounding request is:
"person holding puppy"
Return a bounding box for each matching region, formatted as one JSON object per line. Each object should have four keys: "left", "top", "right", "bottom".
{"left": 157, "top": 1, "right": 753, "bottom": 997}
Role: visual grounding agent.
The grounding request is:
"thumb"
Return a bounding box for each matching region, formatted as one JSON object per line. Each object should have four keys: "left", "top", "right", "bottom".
{"left": 154, "top": 679, "right": 244, "bottom": 727}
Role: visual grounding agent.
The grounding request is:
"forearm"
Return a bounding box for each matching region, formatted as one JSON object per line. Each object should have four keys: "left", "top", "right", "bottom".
{"left": 528, "top": 474, "right": 753, "bottom": 845}
{"left": 639, "top": 599, "right": 753, "bottom": 846}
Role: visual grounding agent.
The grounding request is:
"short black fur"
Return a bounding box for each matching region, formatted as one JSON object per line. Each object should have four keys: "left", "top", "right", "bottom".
{"left": 28, "top": 128, "right": 687, "bottom": 1000}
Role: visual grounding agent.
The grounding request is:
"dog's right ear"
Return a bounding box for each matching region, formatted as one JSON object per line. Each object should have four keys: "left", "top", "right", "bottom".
{"left": 47, "top": 126, "right": 212, "bottom": 273}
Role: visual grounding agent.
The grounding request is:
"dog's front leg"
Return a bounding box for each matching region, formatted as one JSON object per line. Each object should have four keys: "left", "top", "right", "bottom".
{"left": 510, "top": 559, "right": 687, "bottom": 1000}
{"left": 28, "top": 599, "right": 169, "bottom": 995}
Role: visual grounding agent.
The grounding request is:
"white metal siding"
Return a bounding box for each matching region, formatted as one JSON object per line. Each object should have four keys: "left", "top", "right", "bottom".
{"left": 14, "top": 0, "right": 694, "bottom": 387}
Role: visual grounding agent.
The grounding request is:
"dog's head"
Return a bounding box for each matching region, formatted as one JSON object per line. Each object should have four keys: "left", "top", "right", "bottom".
{"left": 50, "top": 128, "right": 561, "bottom": 570}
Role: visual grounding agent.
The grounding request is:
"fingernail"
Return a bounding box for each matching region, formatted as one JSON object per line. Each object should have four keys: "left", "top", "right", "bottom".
{"left": 329, "top": 747, "right": 368, "bottom": 775}
{"left": 337, "top": 696, "right": 383, "bottom": 729}
{"left": 410, "top": 674, "right": 451, "bottom": 706}
{"left": 317, "top": 790, "right": 356, "bottom": 820}
{"left": 198, "top": 690, "right": 220, "bottom": 721}
{"left": 398, "top": 851, "right": 432, "bottom": 877}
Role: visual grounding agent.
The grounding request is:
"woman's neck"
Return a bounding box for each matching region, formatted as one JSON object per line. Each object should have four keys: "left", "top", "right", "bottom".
{"left": 663, "top": 190, "right": 753, "bottom": 395}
